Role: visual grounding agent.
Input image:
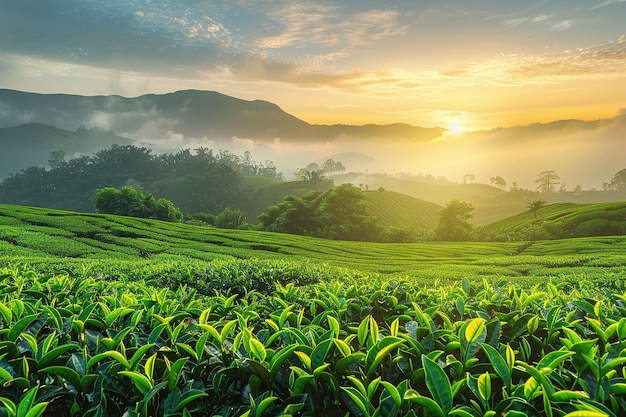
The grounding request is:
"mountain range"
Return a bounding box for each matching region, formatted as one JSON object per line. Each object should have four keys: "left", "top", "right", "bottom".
{"left": 0, "top": 88, "right": 625, "bottom": 189}
{"left": 0, "top": 88, "right": 444, "bottom": 142}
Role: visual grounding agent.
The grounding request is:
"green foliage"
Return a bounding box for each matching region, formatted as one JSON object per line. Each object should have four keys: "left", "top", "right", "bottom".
{"left": 95, "top": 186, "right": 183, "bottom": 222}
{"left": 259, "top": 184, "right": 382, "bottom": 241}
{"left": 187, "top": 212, "right": 216, "bottom": 226}
{"left": 1, "top": 265, "right": 626, "bottom": 415}
{"left": 2, "top": 203, "right": 626, "bottom": 291}
{"left": 482, "top": 201, "right": 626, "bottom": 241}
{"left": 609, "top": 167, "right": 626, "bottom": 191}
{"left": 214, "top": 208, "right": 249, "bottom": 229}
{"left": 0, "top": 145, "right": 279, "bottom": 215}
{"left": 433, "top": 199, "right": 475, "bottom": 241}
{"left": 527, "top": 199, "right": 546, "bottom": 219}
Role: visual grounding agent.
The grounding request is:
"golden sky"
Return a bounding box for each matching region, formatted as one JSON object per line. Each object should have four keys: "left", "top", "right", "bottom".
{"left": 1, "top": 1, "right": 626, "bottom": 131}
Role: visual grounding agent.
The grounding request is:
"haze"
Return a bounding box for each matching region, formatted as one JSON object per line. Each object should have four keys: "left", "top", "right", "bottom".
{"left": 1, "top": 1, "right": 625, "bottom": 189}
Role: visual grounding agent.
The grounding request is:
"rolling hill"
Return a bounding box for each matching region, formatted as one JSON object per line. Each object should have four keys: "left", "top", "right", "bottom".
{"left": 362, "top": 190, "right": 441, "bottom": 230}
{"left": 242, "top": 179, "right": 441, "bottom": 230}
{"left": 331, "top": 173, "right": 626, "bottom": 225}
{"left": 481, "top": 201, "right": 626, "bottom": 240}
{"left": 1, "top": 203, "right": 625, "bottom": 285}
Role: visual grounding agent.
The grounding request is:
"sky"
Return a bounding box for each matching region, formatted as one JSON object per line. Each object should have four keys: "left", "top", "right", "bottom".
{"left": 1, "top": 1, "right": 626, "bottom": 131}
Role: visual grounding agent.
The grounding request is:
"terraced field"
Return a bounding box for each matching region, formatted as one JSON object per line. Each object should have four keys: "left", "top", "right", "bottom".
{"left": 2, "top": 203, "right": 626, "bottom": 416}
{"left": 1, "top": 204, "right": 625, "bottom": 289}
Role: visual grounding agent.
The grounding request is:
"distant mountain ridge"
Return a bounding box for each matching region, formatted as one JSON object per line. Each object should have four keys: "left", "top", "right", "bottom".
{"left": 1, "top": 88, "right": 624, "bottom": 189}
{"left": 0, "top": 88, "right": 445, "bottom": 142}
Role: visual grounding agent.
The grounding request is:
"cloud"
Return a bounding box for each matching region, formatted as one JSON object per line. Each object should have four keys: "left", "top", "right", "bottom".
{"left": 257, "top": 2, "right": 408, "bottom": 48}
{"left": 532, "top": 14, "right": 554, "bottom": 23}
{"left": 504, "top": 17, "right": 528, "bottom": 27}
{"left": 591, "top": 0, "right": 626, "bottom": 10}
{"left": 0, "top": 0, "right": 229, "bottom": 76}
{"left": 440, "top": 36, "right": 626, "bottom": 86}
{"left": 231, "top": 136, "right": 258, "bottom": 150}
{"left": 550, "top": 20, "right": 573, "bottom": 31}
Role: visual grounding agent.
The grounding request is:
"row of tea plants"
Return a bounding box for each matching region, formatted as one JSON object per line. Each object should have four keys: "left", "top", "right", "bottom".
{"left": 1, "top": 264, "right": 625, "bottom": 416}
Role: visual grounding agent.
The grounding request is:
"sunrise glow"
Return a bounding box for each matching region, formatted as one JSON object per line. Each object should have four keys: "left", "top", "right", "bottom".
{"left": 0, "top": 2, "right": 624, "bottom": 130}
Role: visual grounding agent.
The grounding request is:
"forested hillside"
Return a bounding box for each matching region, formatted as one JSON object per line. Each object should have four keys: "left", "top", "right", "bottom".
{"left": 0, "top": 145, "right": 281, "bottom": 214}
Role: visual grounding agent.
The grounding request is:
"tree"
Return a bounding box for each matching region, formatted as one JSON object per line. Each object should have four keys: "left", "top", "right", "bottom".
{"left": 609, "top": 168, "right": 626, "bottom": 191}
{"left": 321, "top": 159, "right": 346, "bottom": 176}
{"left": 527, "top": 199, "right": 546, "bottom": 220}
{"left": 534, "top": 170, "right": 560, "bottom": 201}
{"left": 462, "top": 173, "right": 475, "bottom": 184}
{"left": 214, "top": 208, "right": 248, "bottom": 229}
{"left": 153, "top": 198, "right": 184, "bottom": 222}
{"left": 493, "top": 176, "right": 506, "bottom": 189}
{"left": 94, "top": 186, "right": 182, "bottom": 222}
{"left": 433, "top": 199, "right": 475, "bottom": 241}
{"left": 48, "top": 150, "right": 66, "bottom": 169}
{"left": 258, "top": 184, "right": 380, "bottom": 241}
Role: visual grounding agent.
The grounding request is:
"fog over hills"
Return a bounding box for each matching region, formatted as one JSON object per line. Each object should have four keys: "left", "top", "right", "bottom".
{"left": 0, "top": 122, "right": 133, "bottom": 178}
{"left": 0, "top": 88, "right": 624, "bottom": 189}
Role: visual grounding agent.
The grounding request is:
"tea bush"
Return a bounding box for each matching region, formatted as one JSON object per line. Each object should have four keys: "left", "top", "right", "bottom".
{"left": 1, "top": 266, "right": 625, "bottom": 416}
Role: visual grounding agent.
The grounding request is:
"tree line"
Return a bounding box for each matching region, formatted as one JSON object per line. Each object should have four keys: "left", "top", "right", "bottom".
{"left": 0, "top": 145, "right": 282, "bottom": 214}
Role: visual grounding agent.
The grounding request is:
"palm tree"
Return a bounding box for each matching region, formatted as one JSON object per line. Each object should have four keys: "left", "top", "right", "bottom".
{"left": 527, "top": 199, "right": 546, "bottom": 220}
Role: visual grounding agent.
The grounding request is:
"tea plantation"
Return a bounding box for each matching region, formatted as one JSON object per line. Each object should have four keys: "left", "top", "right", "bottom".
{"left": 1, "top": 204, "right": 626, "bottom": 416}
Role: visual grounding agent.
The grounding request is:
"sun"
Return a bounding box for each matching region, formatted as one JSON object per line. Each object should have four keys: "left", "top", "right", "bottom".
{"left": 448, "top": 123, "right": 465, "bottom": 134}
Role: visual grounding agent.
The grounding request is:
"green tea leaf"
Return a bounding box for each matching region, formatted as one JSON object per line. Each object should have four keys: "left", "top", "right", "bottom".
{"left": 167, "top": 357, "right": 188, "bottom": 391}
{"left": 311, "top": 338, "right": 333, "bottom": 370}
{"left": 562, "top": 412, "right": 609, "bottom": 417}
{"left": 357, "top": 316, "right": 369, "bottom": 347}
{"left": 87, "top": 350, "right": 130, "bottom": 370}
{"left": 17, "top": 386, "right": 41, "bottom": 417}
{"left": 38, "top": 343, "right": 80, "bottom": 369}
{"left": 460, "top": 317, "right": 486, "bottom": 364}
{"left": 39, "top": 366, "right": 81, "bottom": 389}
{"left": 478, "top": 372, "right": 491, "bottom": 401}
{"left": 536, "top": 350, "right": 574, "bottom": 371}
{"left": 118, "top": 371, "right": 153, "bottom": 395}
{"left": 0, "top": 397, "right": 16, "bottom": 416}
{"left": 404, "top": 389, "right": 445, "bottom": 417}
{"left": 369, "top": 316, "right": 379, "bottom": 344}
{"left": 269, "top": 344, "right": 298, "bottom": 381}
{"left": 480, "top": 342, "right": 511, "bottom": 387}
{"left": 129, "top": 343, "right": 156, "bottom": 371}
{"left": 342, "top": 387, "right": 370, "bottom": 417}
{"left": 422, "top": 354, "right": 452, "bottom": 414}
{"left": 23, "top": 402, "right": 48, "bottom": 417}
{"left": 550, "top": 390, "right": 589, "bottom": 402}
{"left": 255, "top": 396, "right": 278, "bottom": 417}
{"left": 249, "top": 336, "right": 267, "bottom": 362}
{"left": 380, "top": 380, "right": 401, "bottom": 407}
{"left": 366, "top": 338, "right": 405, "bottom": 379}
{"left": 174, "top": 391, "right": 209, "bottom": 412}
{"left": 7, "top": 314, "right": 38, "bottom": 343}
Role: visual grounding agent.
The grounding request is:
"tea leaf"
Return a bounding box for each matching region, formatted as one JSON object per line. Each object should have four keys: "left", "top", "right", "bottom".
{"left": 478, "top": 372, "right": 491, "bottom": 401}
{"left": 480, "top": 342, "right": 511, "bottom": 387}
{"left": 422, "top": 354, "right": 452, "bottom": 414}
{"left": 119, "top": 371, "right": 153, "bottom": 395}
{"left": 39, "top": 366, "right": 81, "bottom": 389}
